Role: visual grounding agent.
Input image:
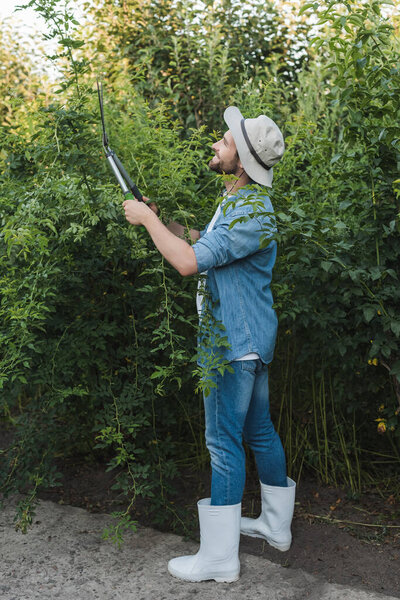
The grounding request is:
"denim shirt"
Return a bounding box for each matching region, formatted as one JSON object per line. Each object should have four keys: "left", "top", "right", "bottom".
{"left": 193, "top": 186, "right": 278, "bottom": 367}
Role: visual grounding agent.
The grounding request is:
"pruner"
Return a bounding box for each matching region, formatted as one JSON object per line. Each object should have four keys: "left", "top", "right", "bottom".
{"left": 96, "top": 80, "right": 143, "bottom": 202}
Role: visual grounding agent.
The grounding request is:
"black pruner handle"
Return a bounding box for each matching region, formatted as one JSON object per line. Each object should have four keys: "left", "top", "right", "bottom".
{"left": 112, "top": 151, "right": 143, "bottom": 201}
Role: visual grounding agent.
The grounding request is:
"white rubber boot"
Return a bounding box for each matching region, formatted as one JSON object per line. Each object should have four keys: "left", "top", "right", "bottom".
{"left": 167, "top": 498, "right": 241, "bottom": 583}
{"left": 241, "top": 477, "right": 296, "bottom": 551}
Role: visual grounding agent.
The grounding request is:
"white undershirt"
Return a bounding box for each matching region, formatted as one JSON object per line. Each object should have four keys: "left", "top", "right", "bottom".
{"left": 196, "top": 200, "right": 260, "bottom": 362}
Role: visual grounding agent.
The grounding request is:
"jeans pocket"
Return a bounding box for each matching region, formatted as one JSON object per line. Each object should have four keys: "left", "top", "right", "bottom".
{"left": 240, "top": 359, "right": 258, "bottom": 373}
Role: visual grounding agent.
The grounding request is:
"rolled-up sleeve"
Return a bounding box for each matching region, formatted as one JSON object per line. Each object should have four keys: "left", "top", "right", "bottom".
{"left": 199, "top": 225, "right": 208, "bottom": 238}
{"left": 193, "top": 205, "right": 275, "bottom": 272}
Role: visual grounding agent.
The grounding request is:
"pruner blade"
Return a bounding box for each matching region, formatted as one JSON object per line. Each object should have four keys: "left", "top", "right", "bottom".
{"left": 96, "top": 79, "right": 109, "bottom": 149}
{"left": 96, "top": 79, "right": 143, "bottom": 203}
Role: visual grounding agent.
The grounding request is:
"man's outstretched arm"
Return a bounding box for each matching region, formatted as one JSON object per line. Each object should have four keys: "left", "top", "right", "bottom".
{"left": 144, "top": 198, "right": 200, "bottom": 242}
{"left": 167, "top": 220, "right": 200, "bottom": 243}
{"left": 123, "top": 198, "right": 199, "bottom": 277}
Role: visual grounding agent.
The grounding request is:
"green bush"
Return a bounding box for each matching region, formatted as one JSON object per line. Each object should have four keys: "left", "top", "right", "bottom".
{"left": 84, "top": 0, "right": 311, "bottom": 130}
{"left": 0, "top": 63, "right": 219, "bottom": 533}
{"left": 235, "top": 0, "right": 400, "bottom": 491}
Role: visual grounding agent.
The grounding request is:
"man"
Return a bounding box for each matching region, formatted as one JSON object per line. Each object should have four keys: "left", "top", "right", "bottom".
{"left": 123, "top": 106, "right": 296, "bottom": 583}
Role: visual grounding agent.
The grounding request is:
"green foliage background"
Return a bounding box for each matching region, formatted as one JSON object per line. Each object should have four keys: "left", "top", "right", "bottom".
{"left": 0, "top": 0, "right": 399, "bottom": 537}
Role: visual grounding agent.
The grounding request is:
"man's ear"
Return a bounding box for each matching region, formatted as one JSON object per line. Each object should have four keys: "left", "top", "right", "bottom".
{"left": 237, "top": 156, "right": 244, "bottom": 170}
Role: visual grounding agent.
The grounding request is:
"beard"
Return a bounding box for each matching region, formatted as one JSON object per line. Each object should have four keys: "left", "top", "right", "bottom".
{"left": 208, "top": 155, "right": 239, "bottom": 175}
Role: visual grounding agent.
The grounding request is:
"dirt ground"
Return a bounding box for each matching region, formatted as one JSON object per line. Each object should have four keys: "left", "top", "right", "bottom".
{"left": 33, "top": 457, "right": 400, "bottom": 599}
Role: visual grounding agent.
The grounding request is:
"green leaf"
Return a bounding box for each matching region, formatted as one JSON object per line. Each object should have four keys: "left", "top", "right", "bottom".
{"left": 321, "top": 261, "right": 332, "bottom": 272}
{"left": 363, "top": 306, "right": 376, "bottom": 322}
{"left": 386, "top": 269, "right": 398, "bottom": 280}
{"left": 299, "top": 3, "right": 315, "bottom": 15}
{"left": 334, "top": 221, "right": 347, "bottom": 230}
{"left": 378, "top": 129, "right": 386, "bottom": 141}
{"left": 330, "top": 153, "right": 342, "bottom": 164}
{"left": 59, "top": 38, "right": 85, "bottom": 48}
{"left": 390, "top": 321, "right": 400, "bottom": 337}
{"left": 390, "top": 360, "right": 400, "bottom": 378}
{"left": 339, "top": 200, "right": 352, "bottom": 210}
{"left": 150, "top": 369, "right": 164, "bottom": 379}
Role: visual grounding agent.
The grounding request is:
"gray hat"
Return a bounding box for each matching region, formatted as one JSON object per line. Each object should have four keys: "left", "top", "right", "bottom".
{"left": 224, "top": 106, "right": 285, "bottom": 188}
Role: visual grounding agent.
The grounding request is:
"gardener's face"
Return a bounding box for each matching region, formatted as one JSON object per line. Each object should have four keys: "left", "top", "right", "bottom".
{"left": 209, "top": 130, "right": 242, "bottom": 175}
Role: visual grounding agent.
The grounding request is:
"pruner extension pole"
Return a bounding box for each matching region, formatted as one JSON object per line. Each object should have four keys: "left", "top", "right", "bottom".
{"left": 96, "top": 80, "right": 143, "bottom": 202}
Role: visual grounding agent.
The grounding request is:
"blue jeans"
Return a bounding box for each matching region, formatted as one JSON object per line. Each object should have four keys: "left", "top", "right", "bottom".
{"left": 203, "top": 359, "right": 287, "bottom": 506}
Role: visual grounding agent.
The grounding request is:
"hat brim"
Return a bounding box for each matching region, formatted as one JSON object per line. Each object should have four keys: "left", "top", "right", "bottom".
{"left": 224, "top": 106, "right": 273, "bottom": 188}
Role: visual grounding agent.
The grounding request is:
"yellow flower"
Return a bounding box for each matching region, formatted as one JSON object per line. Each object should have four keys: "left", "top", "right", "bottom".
{"left": 377, "top": 310, "right": 382, "bottom": 315}
{"left": 372, "top": 358, "right": 378, "bottom": 366}
{"left": 377, "top": 421, "right": 386, "bottom": 434}
{"left": 378, "top": 404, "right": 385, "bottom": 412}
{"left": 121, "top": 270, "right": 128, "bottom": 275}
